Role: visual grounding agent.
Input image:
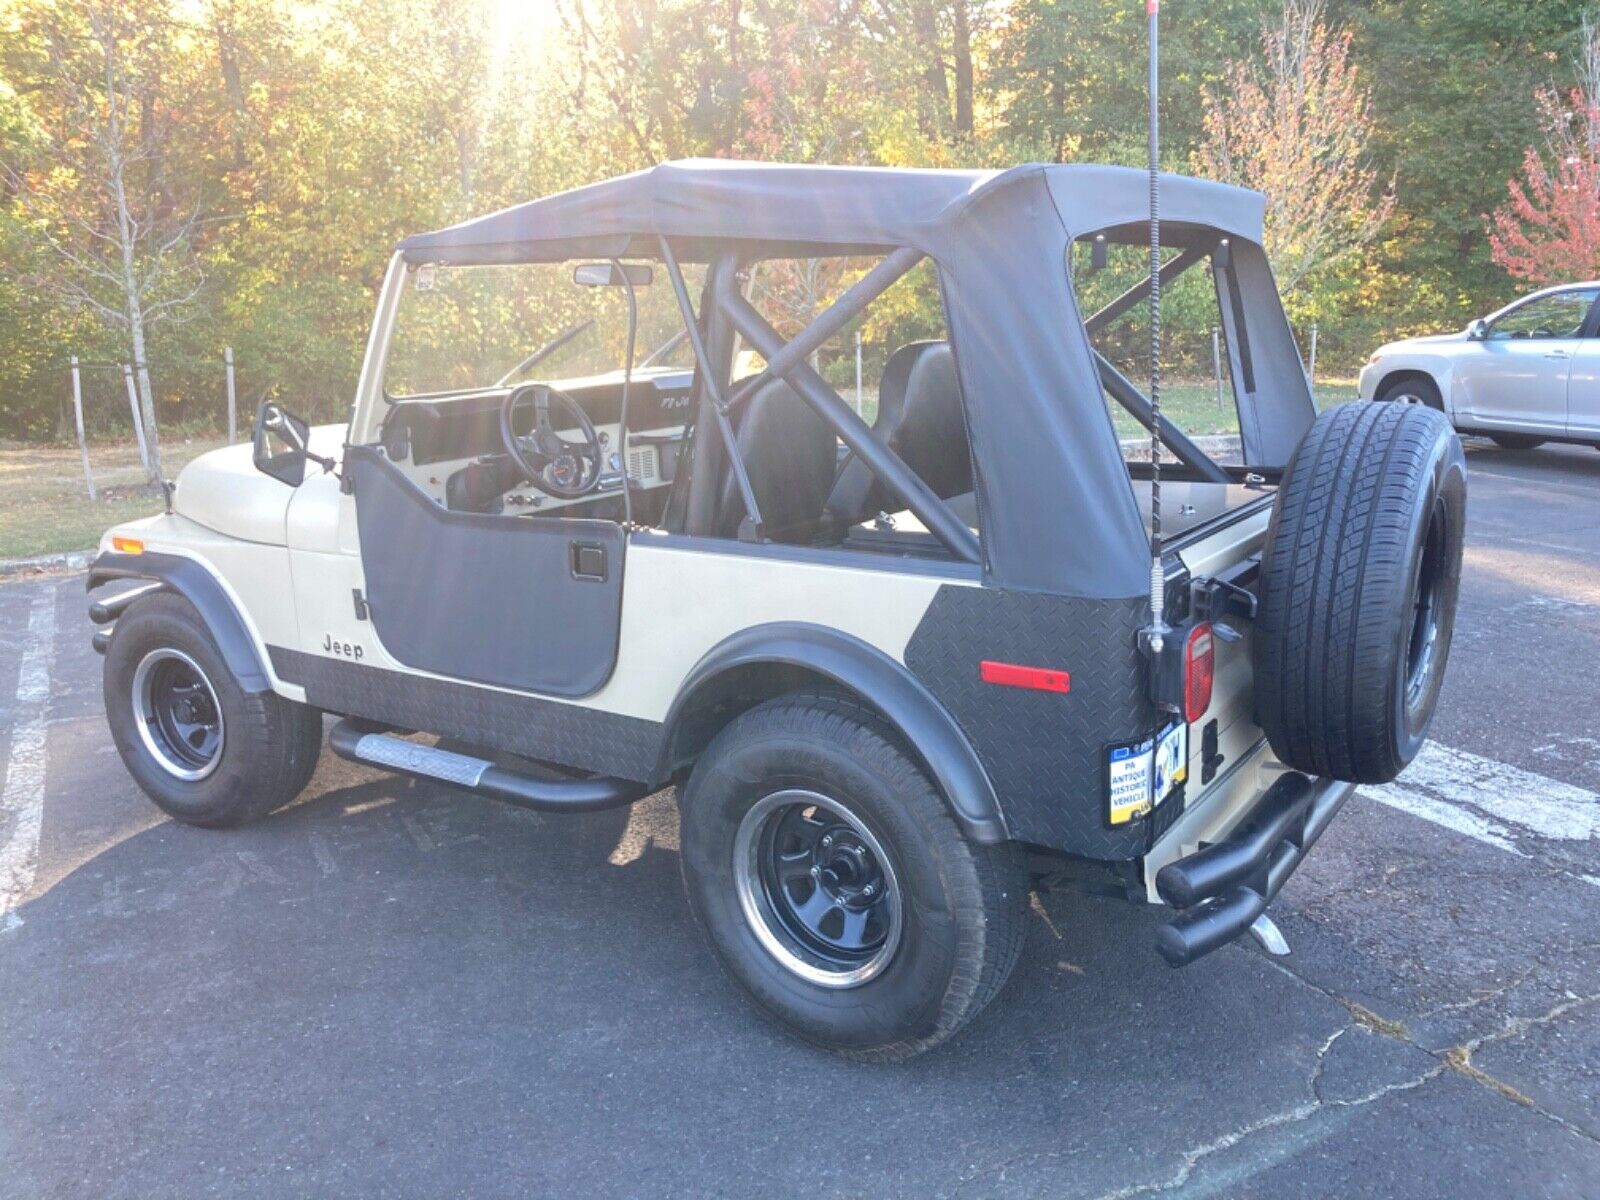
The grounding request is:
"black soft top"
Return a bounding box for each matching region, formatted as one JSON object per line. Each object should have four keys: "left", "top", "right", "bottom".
{"left": 400, "top": 159, "right": 1268, "bottom": 265}
{"left": 398, "top": 161, "right": 1307, "bottom": 600}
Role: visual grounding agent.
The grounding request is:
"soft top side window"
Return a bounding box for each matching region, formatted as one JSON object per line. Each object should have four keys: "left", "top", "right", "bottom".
{"left": 683, "top": 252, "right": 980, "bottom": 558}
{"left": 1069, "top": 236, "right": 1249, "bottom": 471}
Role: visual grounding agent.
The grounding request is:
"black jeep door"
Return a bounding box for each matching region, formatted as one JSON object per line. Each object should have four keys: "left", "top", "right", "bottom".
{"left": 347, "top": 446, "right": 623, "bottom": 698}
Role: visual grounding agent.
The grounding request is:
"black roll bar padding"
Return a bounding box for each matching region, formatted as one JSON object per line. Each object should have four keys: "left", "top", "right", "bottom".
{"left": 1094, "top": 353, "right": 1233, "bottom": 484}
{"left": 716, "top": 282, "right": 984, "bottom": 566}
{"left": 1084, "top": 244, "right": 1211, "bottom": 337}
{"left": 658, "top": 238, "right": 764, "bottom": 537}
{"left": 727, "top": 246, "right": 925, "bottom": 409}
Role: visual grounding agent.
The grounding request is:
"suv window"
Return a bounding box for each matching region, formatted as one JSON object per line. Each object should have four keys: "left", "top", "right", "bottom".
{"left": 704, "top": 254, "right": 978, "bottom": 551}
{"left": 1487, "top": 289, "right": 1598, "bottom": 340}
{"left": 1068, "top": 238, "right": 1247, "bottom": 466}
{"left": 384, "top": 261, "right": 700, "bottom": 397}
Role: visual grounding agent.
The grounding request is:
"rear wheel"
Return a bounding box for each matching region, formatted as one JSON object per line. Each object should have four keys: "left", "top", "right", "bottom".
{"left": 678, "top": 694, "right": 1028, "bottom": 1061}
{"left": 105, "top": 592, "right": 323, "bottom": 828}
{"left": 1489, "top": 434, "right": 1545, "bottom": 450}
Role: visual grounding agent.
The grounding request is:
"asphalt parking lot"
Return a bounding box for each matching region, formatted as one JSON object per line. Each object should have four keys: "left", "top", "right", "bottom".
{"left": 1, "top": 440, "right": 1598, "bottom": 1198}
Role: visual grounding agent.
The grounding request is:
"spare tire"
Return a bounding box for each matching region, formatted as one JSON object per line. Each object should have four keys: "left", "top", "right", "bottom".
{"left": 1254, "top": 402, "right": 1466, "bottom": 784}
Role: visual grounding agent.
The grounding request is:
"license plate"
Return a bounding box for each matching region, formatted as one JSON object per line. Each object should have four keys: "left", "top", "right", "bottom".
{"left": 1107, "top": 722, "right": 1189, "bottom": 827}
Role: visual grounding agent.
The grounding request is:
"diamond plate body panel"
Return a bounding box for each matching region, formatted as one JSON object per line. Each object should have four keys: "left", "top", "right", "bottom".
{"left": 905, "top": 586, "right": 1171, "bottom": 859}
{"left": 271, "top": 647, "right": 662, "bottom": 782}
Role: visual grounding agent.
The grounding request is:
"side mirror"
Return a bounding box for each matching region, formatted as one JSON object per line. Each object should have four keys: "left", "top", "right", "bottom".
{"left": 573, "top": 262, "right": 653, "bottom": 288}
{"left": 1467, "top": 318, "right": 1489, "bottom": 341}
{"left": 252, "top": 401, "right": 312, "bottom": 487}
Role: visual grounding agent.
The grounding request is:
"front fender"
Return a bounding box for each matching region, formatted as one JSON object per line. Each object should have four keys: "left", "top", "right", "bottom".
{"left": 659, "top": 623, "right": 1007, "bottom": 844}
{"left": 87, "top": 551, "right": 273, "bottom": 693}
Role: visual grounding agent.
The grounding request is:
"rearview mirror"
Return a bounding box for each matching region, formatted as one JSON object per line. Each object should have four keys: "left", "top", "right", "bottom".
{"left": 252, "top": 401, "right": 311, "bottom": 487}
{"left": 573, "top": 262, "right": 653, "bottom": 288}
{"left": 1467, "top": 318, "right": 1489, "bottom": 341}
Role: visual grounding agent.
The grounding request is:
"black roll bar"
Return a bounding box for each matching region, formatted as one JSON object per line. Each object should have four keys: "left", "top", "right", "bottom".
{"left": 728, "top": 246, "right": 925, "bottom": 408}
{"left": 716, "top": 277, "right": 983, "bottom": 565}
{"left": 658, "top": 237, "right": 765, "bottom": 538}
{"left": 1094, "top": 353, "right": 1232, "bottom": 484}
{"left": 1084, "top": 244, "right": 1211, "bottom": 337}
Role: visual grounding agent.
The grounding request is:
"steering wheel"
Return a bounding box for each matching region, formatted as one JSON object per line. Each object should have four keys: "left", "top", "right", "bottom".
{"left": 500, "top": 383, "right": 603, "bottom": 500}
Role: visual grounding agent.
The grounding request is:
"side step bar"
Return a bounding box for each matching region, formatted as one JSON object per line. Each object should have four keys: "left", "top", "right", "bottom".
{"left": 1154, "top": 772, "right": 1354, "bottom": 967}
{"left": 328, "top": 718, "right": 648, "bottom": 814}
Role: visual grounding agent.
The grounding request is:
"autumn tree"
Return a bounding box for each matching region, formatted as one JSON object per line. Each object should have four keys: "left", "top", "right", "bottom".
{"left": 1487, "top": 13, "right": 1600, "bottom": 285}
{"left": 1194, "top": 0, "right": 1394, "bottom": 296}
{"left": 0, "top": 1, "right": 217, "bottom": 481}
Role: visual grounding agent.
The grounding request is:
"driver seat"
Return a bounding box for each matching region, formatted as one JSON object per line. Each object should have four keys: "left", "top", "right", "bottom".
{"left": 714, "top": 378, "right": 837, "bottom": 544}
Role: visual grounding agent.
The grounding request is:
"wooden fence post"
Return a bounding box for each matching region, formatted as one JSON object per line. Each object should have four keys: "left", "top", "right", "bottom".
{"left": 122, "top": 363, "right": 150, "bottom": 475}
{"left": 1212, "top": 325, "right": 1223, "bottom": 411}
{"left": 224, "top": 346, "right": 237, "bottom": 442}
{"left": 71, "top": 356, "right": 96, "bottom": 501}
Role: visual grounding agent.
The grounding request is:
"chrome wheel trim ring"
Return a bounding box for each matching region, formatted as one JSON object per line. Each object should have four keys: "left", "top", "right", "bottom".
{"left": 131, "top": 648, "right": 225, "bottom": 782}
{"left": 733, "top": 788, "right": 904, "bottom": 990}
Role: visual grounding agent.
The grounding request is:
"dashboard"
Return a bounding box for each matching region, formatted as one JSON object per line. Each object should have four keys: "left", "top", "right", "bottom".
{"left": 376, "top": 370, "right": 693, "bottom": 517}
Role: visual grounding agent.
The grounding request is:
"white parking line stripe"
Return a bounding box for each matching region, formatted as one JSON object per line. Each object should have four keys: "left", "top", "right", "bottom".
{"left": 1365, "top": 741, "right": 1600, "bottom": 855}
{"left": 0, "top": 591, "right": 57, "bottom": 922}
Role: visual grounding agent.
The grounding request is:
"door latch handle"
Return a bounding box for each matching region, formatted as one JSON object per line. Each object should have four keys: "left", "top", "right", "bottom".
{"left": 1546, "top": 349, "right": 1571, "bottom": 360}
{"left": 570, "top": 541, "right": 608, "bottom": 582}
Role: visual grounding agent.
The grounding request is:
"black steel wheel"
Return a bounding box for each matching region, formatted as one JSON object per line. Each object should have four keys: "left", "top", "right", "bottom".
{"left": 104, "top": 591, "right": 324, "bottom": 828}
{"left": 679, "top": 693, "right": 1028, "bottom": 1061}
{"left": 734, "top": 789, "right": 902, "bottom": 989}
{"left": 132, "top": 648, "right": 225, "bottom": 781}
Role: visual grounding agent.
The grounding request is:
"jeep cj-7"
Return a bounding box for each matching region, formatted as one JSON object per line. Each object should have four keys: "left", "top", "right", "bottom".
{"left": 88, "top": 161, "right": 1464, "bottom": 1060}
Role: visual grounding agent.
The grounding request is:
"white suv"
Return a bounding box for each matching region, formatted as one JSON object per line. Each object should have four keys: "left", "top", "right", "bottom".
{"left": 1360, "top": 282, "right": 1600, "bottom": 450}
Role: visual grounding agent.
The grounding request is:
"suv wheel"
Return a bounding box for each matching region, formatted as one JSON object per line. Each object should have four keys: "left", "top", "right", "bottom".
{"left": 105, "top": 592, "right": 324, "bottom": 828}
{"left": 678, "top": 694, "right": 1028, "bottom": 1061}
{"left": 1376, "top": 376, "right": 1443, "bottom": 410}
{"left": 1489, "top": 434, "right": 1545, "bottom": 450}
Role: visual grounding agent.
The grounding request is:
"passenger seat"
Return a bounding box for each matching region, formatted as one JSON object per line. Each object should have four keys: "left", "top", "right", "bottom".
{"left": 825, "top": 341, "right": 973, "bottom": 529}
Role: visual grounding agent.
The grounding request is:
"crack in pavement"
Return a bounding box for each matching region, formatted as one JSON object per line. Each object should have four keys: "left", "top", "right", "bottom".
{"left": 1084, "top": 962, "right": 1600, "bottom": 1200}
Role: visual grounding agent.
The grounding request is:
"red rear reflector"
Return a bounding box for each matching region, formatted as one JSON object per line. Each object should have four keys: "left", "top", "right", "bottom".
{"left": 1184, "top": 623, "right": 1215, "bottom": 723}
{"left": 980, "top": 661, "right": 1071, "bottom": 694}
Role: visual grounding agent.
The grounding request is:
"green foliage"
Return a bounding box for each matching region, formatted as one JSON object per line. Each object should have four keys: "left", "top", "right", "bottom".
{"left": 0, "top": 0, "right": 1594, "bottom": 435}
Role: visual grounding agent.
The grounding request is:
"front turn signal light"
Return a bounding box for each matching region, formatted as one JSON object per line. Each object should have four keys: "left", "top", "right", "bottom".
{"left": 111, "top": 536, "right": 145, "bottom": 554}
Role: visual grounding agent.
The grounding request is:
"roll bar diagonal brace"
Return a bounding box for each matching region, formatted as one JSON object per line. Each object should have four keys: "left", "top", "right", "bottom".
{"left": 657, "top": 235, "right": 982, "bottom": 566}
{"left": 714, "top": 268, "right": 983, "bottom": 565}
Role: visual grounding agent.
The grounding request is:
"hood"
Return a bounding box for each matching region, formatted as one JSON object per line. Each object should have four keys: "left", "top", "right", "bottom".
{"left": 1374, "top": 330, "right": 1470, "bottom": 356}
{"left": 174, "top": 424, "right": 345, "bottom": 545}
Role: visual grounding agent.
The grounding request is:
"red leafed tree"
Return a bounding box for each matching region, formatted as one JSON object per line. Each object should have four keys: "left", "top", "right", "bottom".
{"left": 1488, "top": 17, "right": 1600, "bottom": 285}
{"left": 1195, "top": 0, "right": 1394, "bottom": 296}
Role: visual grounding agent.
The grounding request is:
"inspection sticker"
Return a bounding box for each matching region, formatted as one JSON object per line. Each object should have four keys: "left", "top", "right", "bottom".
{"left": 1107, "top": 722, "right": 1188, "bottom": 827}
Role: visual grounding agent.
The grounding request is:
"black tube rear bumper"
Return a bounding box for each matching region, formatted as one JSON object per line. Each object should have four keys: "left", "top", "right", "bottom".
{"left": 1154, "top": 772, "right": 1354, "bottom": 967}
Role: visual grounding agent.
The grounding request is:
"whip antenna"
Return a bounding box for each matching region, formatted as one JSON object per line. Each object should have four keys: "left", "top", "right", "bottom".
{"left": 1144, "top": 0, "right": 1168, "bottom": 655}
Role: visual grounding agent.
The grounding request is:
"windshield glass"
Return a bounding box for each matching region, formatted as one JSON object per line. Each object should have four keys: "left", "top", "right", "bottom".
{"left": 383, "top": 261, "right": 699, "bottom": 399}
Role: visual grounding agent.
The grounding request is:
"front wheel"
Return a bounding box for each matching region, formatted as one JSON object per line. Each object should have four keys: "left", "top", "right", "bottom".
{"left": 678, "top": 694, "right": 1029, "bottom": 1061}
{"left": 104, "top": 592, "right": 324, "bottom": 828}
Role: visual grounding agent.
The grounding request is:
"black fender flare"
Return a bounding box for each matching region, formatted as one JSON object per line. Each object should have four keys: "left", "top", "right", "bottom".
{"left": 87, "top": 551, "right": 273, "bottom": 693}
{"left": 658, "top": 623, "right": 1007, "bottom": 844}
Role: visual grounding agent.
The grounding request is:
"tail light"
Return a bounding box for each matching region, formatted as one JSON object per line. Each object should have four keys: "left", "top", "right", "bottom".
{"left": 1184, "top": 623, "right": 1215, "bottom": 723}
